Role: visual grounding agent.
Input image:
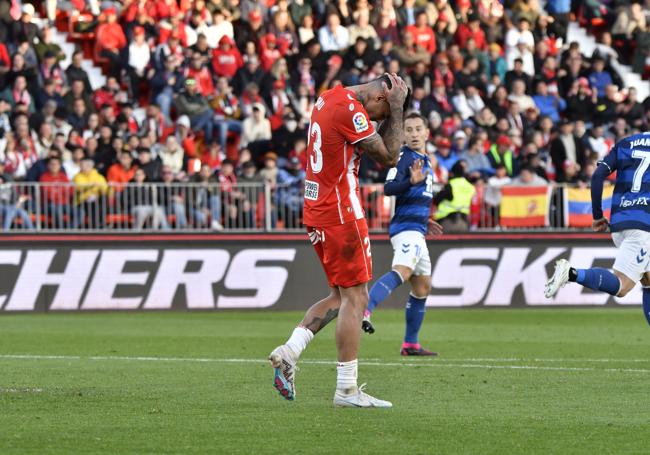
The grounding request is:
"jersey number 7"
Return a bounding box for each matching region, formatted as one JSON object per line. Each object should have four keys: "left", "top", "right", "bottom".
{"left": 631, "top": 149, "right": 650, "bottom": 193}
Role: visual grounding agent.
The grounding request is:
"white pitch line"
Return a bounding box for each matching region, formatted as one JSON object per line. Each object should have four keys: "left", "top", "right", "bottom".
{"left": 0, "top": 387, "right": 43, "bottom": 393}
{"left": 416, "top": 358, "right": 650, "bottom": 363}
{"left": 1, "top": 354, "right": 650, "bottom": 374}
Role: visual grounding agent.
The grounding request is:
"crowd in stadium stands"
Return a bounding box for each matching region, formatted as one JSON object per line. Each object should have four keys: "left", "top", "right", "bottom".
{"left": 0, "top": 0, "right": 648, "bottom": 230}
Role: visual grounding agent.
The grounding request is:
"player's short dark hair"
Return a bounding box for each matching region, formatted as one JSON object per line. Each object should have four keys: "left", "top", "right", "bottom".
{"left": 404, "top": 111, "right": 428, "bottom": 127}
{"left": 371, "top": 75, "right": 412, "bottom": 111}
{"left": 374, "top": 74, "right": 392, "bottom": 90}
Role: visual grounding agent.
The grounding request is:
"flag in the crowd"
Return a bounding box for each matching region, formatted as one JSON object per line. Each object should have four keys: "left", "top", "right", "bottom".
{"left": 499, "top": 186, "right": 551, "bottom": 227}
{"left": 565, "top": 185, "right": 613, "bottom": 227}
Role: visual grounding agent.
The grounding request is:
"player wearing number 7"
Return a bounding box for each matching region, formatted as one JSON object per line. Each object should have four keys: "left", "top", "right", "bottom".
{"left": 546, "top": 133, "right": 650, "bottom": 324}
{"left": 361, "top": 112, "right": 443, "bottom": 356}
{"left": 269, "top": 74, "right": 410, "bottom": 408}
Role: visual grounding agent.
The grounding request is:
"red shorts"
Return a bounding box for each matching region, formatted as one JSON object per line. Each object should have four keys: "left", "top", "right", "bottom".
{"left": 306, "top": 218, "right": 373, "bottom": 288}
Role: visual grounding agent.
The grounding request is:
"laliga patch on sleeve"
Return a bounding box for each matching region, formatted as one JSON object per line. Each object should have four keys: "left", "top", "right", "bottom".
{"left": 352, "top": 112, "right": 369, "bottom": 133}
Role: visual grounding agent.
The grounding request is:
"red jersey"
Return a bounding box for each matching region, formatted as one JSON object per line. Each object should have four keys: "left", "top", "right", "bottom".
{"left": 303, "top": 85, "right": 376, "bottom": 227}
{"left": 405, "top": 25, "right": 436, "bottom": 54}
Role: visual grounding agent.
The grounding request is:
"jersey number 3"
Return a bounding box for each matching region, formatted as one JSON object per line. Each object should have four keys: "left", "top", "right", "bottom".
{"left": 631, "top": 149, "right": 650, "bottom": 193}
{"left": 308, "top": 122, "right": 323, "bottom": 174}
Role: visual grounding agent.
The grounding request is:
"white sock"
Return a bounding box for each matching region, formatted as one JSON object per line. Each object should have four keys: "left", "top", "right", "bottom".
{"left": 284, "top": 326, "right": 314, "bottom": 359}
{"left": 336, "top": 359, "right": 358, "bottom": 391}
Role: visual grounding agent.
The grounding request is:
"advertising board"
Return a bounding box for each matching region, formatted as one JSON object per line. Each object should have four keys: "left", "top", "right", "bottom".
{"left": 0, "top": 234, "right": 637, "bottom": 311}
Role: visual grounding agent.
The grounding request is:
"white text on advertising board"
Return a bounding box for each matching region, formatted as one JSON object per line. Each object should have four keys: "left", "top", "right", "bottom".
{"left": 0, "top": 245, "right": 641, "bottom": 310}
{"left": 0, "top": 249, "right": 296, "bottom": 311}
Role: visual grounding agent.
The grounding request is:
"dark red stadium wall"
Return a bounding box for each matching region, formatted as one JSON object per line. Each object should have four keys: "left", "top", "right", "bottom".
{"left": 0, "top": 234, "right": 639, "bottom": 312}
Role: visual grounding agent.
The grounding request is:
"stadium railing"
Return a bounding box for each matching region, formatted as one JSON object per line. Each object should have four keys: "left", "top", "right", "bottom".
{"left": 0, "top": 182, "right": 590, "bottom": 232}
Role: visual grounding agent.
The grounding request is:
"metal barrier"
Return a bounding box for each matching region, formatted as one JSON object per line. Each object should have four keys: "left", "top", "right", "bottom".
{"left": 0, "top": 182, "right": 591, "bottom": 232}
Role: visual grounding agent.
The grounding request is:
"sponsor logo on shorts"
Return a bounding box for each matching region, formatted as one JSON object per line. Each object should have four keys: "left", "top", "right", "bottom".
{"left": 352, "top": 112, "right": 369, "bottom": 133}
{"left": 637, "top": 248, "right": 647, "bottom": 263}
{"left": 308, "top": 229, "right": 325, "bottom": 245}
{"left": 304, "top": 180, "right": 319, "bottom": 201}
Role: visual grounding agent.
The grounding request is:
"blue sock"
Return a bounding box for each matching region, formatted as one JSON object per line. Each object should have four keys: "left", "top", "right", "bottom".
{"left": 575, "top": 268, "right": 621, "bottom": 296}
{"left": 404, "top": 294, "right": 427, "bottom": 344}
{"left": 367, "top": 270, "right": 403, "bottom": 313}
{"left": 643, "top": 288, "right": 650, "bottom": 327}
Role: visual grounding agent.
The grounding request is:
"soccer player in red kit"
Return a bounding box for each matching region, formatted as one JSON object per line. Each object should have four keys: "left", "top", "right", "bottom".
{"left": 269, "top": 73, "right": 409, "bottom": 408}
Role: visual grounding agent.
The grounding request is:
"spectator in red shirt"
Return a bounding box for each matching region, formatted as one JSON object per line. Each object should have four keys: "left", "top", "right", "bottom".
{"left": 39, "top": 156, "right": 72, "bottom": 228}
{"left": 154, "top": 30, "right": 185, "bottom": 69}
{"left": 185, "top": 52, "right": 215, "bottom": 98}
{"left": 405, "top": 12, "right": 437, "bottom": 55}
{"left": 92, "top": 76, "right": 121, "bottom": 114}
{"left": 0, "top": 42, "right": 10, "bottom": 73}
{"left": 430, "top": 54, "right": 454, "bottom": 91}
{"left": 107, "top": 152, "right": 138, "bottom": 194}
{"left": 211, "top": 35, "right": 244, "bottom": 79}
{"left": 260, "top": 34, "right": 283, "bottom": 71}
{"left": 201, "top": 142, "right": 224, "bottom": 171}
{"left": 155, "top": 0, "right": 180, "bottom": 20}
{"left": 123, "top": 0, "right": 159, "bottom": 23}
{"left": 455, "top": 13, "right": 487, "bottom": 51}
{"left": 96, "top": 8, "right": 128, "bottom": 77}
{"left": 158, "top": 15, "right": 191, "bottom": 47}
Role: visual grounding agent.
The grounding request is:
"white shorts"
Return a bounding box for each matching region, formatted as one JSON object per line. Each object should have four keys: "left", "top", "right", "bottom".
{"left": 612, "top": 229, "right": 650, "bottom": 282}
{"left": 390, "top": 230, "right": 431, "bottom": 276}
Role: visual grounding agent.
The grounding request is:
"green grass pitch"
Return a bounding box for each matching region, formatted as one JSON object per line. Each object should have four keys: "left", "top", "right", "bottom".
{"left": 1, "top": 309, "right": 650, "bottom": 454}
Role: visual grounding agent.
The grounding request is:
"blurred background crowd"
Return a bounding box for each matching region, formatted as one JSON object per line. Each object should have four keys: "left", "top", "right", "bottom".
{"left": 0, "top": 0, "right": 648, "bottom": 230}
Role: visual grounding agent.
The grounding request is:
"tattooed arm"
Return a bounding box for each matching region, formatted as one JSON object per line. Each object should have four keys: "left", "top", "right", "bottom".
{"left": 357, "top": 74, "right": 408, "bottom": 166}
{"left": 378, "top": 106, "right": 404, "bottom": 158}
{"left": 357, "top": 133, "right": 396, "bottom": 167}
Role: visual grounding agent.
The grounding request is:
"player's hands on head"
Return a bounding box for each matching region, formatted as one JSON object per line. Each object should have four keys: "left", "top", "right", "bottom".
{"left": 592, "top": 217, "right": 609, "bottom": 232}
{"left": 409, "top": 159, "right": 426, "bottom": 184}
{"left": 428, "top": 219, "right": 444, "bottom": 236}
{"left": 382, "top": 72, "right": 408, "bottom": 109}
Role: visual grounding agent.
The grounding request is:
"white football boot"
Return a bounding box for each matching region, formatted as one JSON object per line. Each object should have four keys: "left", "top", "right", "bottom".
{"left": 544, "top": 259, "right": 571, "bottom": 298}
{"left": 333, "top": 384, "right": 393, "bottom": 408}
{"left": 269, "top": 345, "right": 297, "bottom": 401}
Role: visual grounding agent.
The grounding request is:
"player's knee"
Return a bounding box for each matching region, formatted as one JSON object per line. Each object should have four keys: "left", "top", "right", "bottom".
{"left": 328, "top": 287, "right": 342, "bottom": 302}
{"left": 412, "top": 283, "right": 430, "bottom": 298}
{"left": 617, "top": 284, "right": 634, "bottom": 297}
{"left": 613, "top": 270, "right": 635, "bottom": 297}
{"left": 392, "top": 266, "right": 412, "bottom": 282}
{"left": 615, "top": 280, "right": 634, "bottom": 297}
{"left": 410, "top": 275, "right": 431, "bottom": 297}
{"left": 341, "top": 286, "right": 368, "bottom": 309}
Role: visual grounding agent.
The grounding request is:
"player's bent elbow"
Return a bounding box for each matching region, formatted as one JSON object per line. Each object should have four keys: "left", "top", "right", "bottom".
{"left": 384, "top": 156, "right": 398, "bottom": 167}
{"left": 373, "top": 154, "right": 397, "bottom": 167}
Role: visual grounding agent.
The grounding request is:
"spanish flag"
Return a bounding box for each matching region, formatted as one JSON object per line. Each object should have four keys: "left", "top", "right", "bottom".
{"left": 499, "top": 186, "right": 551, "bottom": 227}
{"left": 565, "top": 185, "right": 613, "bottom": 227}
